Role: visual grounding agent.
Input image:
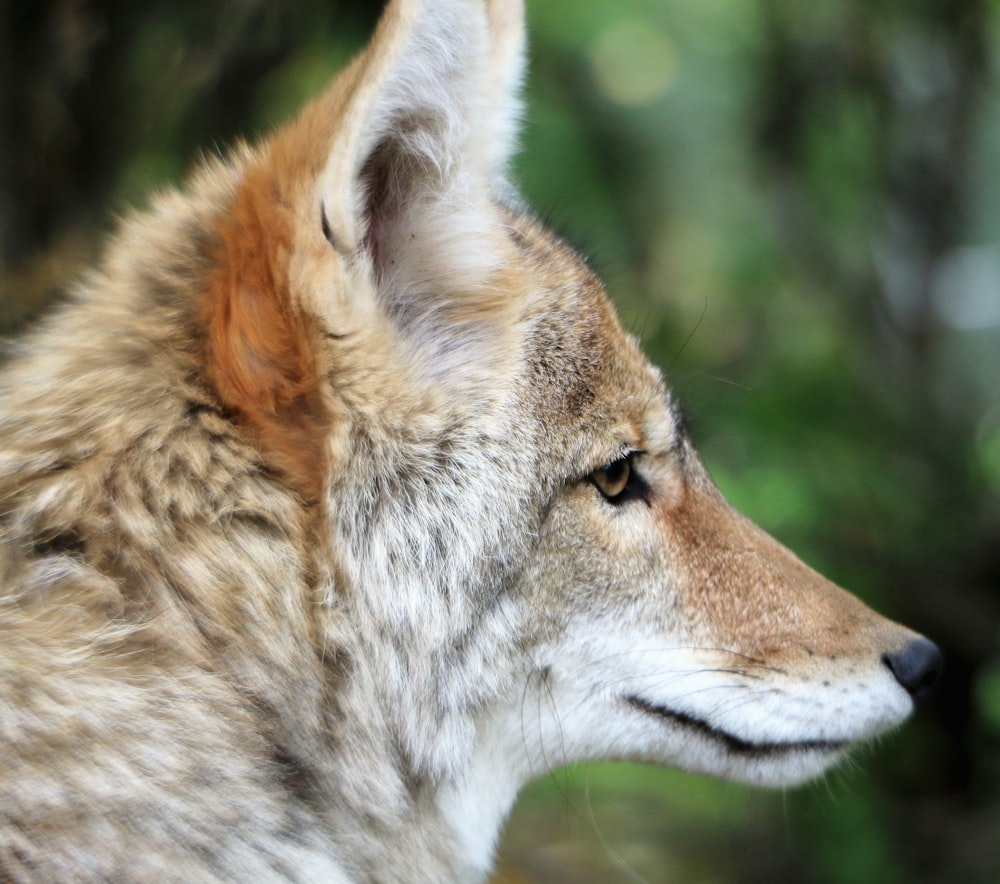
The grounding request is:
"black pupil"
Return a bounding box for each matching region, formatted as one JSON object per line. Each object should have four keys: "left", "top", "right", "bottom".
{"left": 605, "top": 459, "right": 628, "bottom": 488}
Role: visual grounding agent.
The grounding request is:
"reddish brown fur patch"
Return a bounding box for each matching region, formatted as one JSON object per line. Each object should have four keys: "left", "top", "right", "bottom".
{"left": 201, "top": 155, "right": 329, "bottom": 503}
{"left": 658, "top": 464, "right": 878, "bottom": 660}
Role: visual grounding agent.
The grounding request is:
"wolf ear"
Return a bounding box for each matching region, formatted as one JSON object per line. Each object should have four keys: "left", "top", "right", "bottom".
{"left": 199, "top": 0, "right": 525, "bottom": 499}
{"left": 318, "top": 0, "right": 526, "bottom": 352}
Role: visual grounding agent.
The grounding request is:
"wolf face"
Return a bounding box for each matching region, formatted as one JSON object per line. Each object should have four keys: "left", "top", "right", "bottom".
{"left": 0, "top": 1, "right": 938, "bottom": 881}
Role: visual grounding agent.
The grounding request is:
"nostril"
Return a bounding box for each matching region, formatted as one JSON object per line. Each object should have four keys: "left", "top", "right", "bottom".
{"left": 882, "top": 638, "right": 943, "bottom": 702}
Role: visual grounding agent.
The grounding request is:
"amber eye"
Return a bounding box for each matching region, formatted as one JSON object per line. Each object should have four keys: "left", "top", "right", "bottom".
{"left": 590, "top": 454, "right": 632, "bottom": 501}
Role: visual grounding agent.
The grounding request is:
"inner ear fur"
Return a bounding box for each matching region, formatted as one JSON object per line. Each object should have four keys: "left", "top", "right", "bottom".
{"left": 316, "top": 0, "right": 528, "bottom": 385}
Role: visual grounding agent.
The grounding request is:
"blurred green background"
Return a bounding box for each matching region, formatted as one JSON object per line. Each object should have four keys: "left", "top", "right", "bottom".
{"left": 2, "top": 0, "right": 998, "bottom": 881}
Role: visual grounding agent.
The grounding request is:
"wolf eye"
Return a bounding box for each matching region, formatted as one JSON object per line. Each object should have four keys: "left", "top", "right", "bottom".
{"left": 590, "top": 453, "right": 634, "bottom": 502}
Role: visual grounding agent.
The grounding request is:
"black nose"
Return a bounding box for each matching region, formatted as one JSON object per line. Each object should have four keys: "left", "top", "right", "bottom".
{"left": 882, "top": 638, "right": 942, "bottom": 702}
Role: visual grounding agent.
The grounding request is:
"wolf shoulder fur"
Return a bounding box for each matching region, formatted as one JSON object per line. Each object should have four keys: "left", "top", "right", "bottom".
{"left": 0, "top": 1, "right": 940, "bottom": 881}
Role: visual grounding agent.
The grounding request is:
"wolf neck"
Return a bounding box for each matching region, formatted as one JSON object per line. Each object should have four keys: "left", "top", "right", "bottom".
{"left": 309, "top": 613, "right": 535, "bottom": 881}
{"left": 432, "top": 703, "right": 537, "bottom": 881}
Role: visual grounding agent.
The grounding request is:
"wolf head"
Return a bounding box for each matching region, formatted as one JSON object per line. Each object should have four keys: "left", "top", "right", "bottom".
{"left": 196, "top": 0, "right": 938, "bottom": 849}
{"left": 0, "top": 0, "right": 939, "bottom": 880}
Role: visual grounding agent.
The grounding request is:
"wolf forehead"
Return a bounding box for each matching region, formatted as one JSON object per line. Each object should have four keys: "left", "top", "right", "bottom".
{"left": 501, "top": 208, "right": 664, "bottom": 425}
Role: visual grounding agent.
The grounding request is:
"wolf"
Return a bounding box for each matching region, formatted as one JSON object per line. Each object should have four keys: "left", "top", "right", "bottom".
{"left": 0, "top": 0, "right": 940, "bottom": 881}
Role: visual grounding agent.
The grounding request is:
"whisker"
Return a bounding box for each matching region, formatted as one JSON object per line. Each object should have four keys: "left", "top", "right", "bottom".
{"left": 582, "top": 773, "right": 652, "bottom": 884}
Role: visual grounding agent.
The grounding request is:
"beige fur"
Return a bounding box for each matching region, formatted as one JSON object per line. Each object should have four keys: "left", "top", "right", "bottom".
{"left": 0, "top": 1, "right": 938, "bottom": 881}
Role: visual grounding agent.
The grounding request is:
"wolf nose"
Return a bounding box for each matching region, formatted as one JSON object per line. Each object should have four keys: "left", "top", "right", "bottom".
{"left": 882, "top": 638, "right": 942, "bottom": 702}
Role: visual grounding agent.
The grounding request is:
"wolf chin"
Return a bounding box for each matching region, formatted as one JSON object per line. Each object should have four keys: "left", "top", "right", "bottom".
{"left": 0, "top": 1, "right": 940, "bottom": 881}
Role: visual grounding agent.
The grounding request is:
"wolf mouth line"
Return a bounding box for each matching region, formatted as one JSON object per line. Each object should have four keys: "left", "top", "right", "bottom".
{"left": 624, "top": 695, "right": 849, "bottom": 758}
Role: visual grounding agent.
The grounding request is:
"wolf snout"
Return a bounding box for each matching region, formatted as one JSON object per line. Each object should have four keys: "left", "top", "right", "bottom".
{"left": 881, "top": 638, "right": 942, "bottom": 702}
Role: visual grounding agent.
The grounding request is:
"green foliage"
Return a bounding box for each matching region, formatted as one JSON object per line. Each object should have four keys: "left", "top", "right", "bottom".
{"left": 977, "top": 662, "right": 1000, "bottom": 736}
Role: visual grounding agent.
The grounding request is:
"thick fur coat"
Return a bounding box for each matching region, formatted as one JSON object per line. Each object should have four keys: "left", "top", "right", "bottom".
{"left": 0, "top": 1, "right": 939, "bottom": 881}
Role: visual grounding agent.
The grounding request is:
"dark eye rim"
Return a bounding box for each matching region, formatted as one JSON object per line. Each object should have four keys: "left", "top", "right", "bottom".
{"left": 589, "top": 450, "right": 651, "bottom": 507}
